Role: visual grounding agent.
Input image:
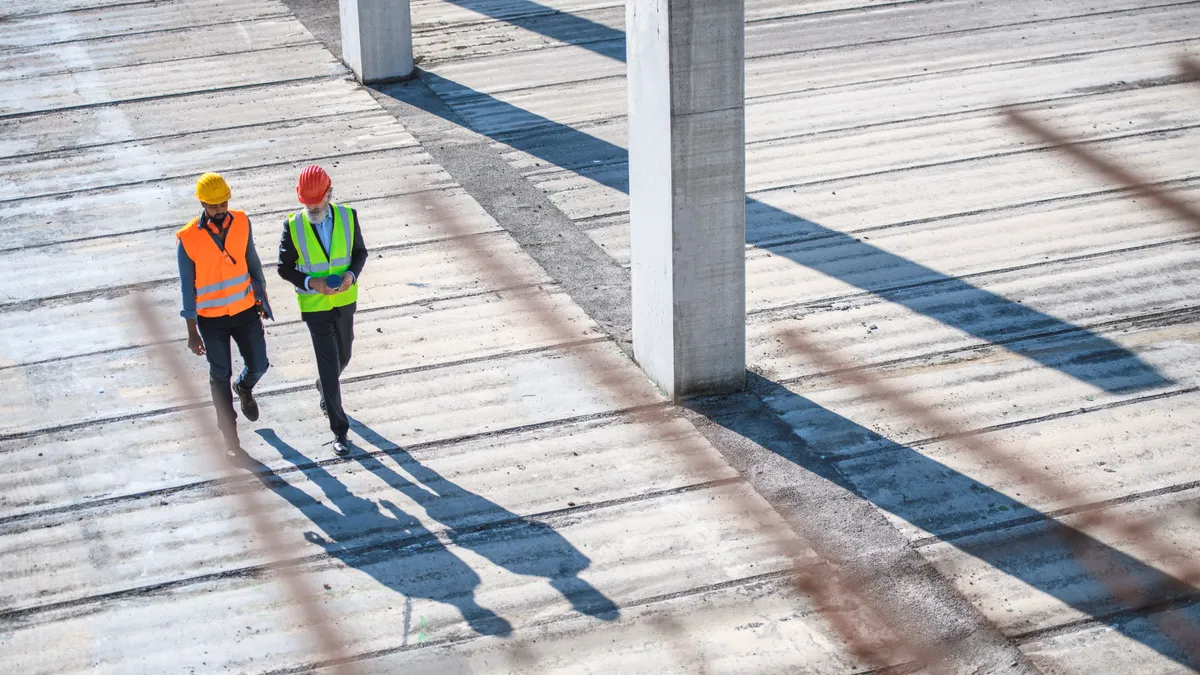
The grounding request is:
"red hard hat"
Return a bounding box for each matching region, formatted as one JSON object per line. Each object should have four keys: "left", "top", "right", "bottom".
{"left": 296, "top": 165, "right": 331, "bottom": 205}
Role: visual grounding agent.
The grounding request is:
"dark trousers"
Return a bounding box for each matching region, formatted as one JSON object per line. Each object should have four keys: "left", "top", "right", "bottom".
{"left": 197, "top": 307, "right": 269, "bottom": 445}
{"left": 305, "top": 303, "right": 355, "bottom": 437}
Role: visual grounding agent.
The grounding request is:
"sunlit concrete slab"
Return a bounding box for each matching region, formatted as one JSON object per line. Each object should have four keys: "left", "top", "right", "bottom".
{"left": 589, "top": 179, "right": 1200, "bottom": 273}
{"left": 1020, "top": 602, "right": 1200, "bottom": 675}
{"left": 0, "top": 0, "right": 847, "bottom": 672}
{"left": 0, "top": 78, "right": 378, "bottom": 159}
{"left": 3, "top": 482, "right": 796, "bottom": 674}
{"left": 0, "top": 419, "right": 737, "bottom": 611}
{"left": 431, "top": 41, "right": 1199, "bottom": 140}
{"left": 534, "top": 81, "right": 1200, "bottom": 216}
{"left": 0, "top": 289, "right": 602, "bottom": 435}
{"left": 0, "top": 0, "right": 288, "bottom": 51}
{"left": 0, "top": 44, "right": 345, "bottom": 116}
{"left": 0, "top": 408, "right": 717, "bottom": 529}
{"left": 406, "top": 0, "right": 1200, "bottom": 668}
{"left": 495, "top": 39, "right": 1197, "bottom": 173}
{"left": 7, "top": 0, "right": 1200, "bottom": 671}
{"left": 408, "top": 0, "right": 859, "bottom": 29}
{"left": 1, "top": 323, "right": 636, "bottom": 436}
{"left": 413, "top": 5, "right": 625, "bottom": 64}
{"left": 539, "top": 118, "right": 1200, "bottom": 224}
{"left": 1, "top": 0, "right": 143, "bottom": 17}
{"left": 764, "top": 326, "right": 1196, "bottom": 460}
{"left": 920, "top": 490, "right": 1198, "bottom": 636}
{"left": 428, "top": 1, "right": 1195, "bottom": 102}
{"left": 314, "top": 573, "right": 869, "bottom": 674}
{"left": 744, "top": 235, "right": 1200, "bottom": 382}
{"left": 837, "top": 388, "right": 1200, "bottom": 542}
{"left": 0, "top": 150, "right": 453, "bottom": 248}
{"left": 0, "top": 18, "right": 316, "bottom": 80}
{"left": 0, "top": 207, "right": 507, "bottom": 366}
{"left": 418, "top": 0, "right": 1161, "bottom": 68}
{"left": 0, "top": 111, "right": 418, "bottom": 202}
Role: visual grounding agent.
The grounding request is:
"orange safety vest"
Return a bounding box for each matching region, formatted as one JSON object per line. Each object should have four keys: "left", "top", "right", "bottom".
{"left": 177, "top": 211, "right": 258, "bottom": 319}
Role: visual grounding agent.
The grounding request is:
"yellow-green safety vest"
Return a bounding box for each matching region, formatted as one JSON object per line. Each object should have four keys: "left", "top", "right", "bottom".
{"left": 288, "top": 204, "right": 359, "bottom": 313}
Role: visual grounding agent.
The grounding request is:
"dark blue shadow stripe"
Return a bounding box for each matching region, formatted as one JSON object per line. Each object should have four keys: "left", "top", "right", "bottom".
{"left": 696, "top": 375, "right": 1200, "bottom": 669}
{"left": 417, "top": 70, "right": 1171, "bottom": 394}
{"left": 440, "top": 0, "right": 626, "bottom": 59}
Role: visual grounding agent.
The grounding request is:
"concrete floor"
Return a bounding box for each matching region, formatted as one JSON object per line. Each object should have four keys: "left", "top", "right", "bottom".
{"left": 401, "top": 0, "right": 1200, "bottom": 670}
{"left": 2, "top": 0, "right": 1199, "bottom": 673}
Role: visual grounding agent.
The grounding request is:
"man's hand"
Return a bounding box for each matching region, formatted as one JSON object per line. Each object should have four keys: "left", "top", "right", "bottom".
{"left": 336, "top": 272, "right": 355, "bottom": 293}
{"left": 188, "top": 334, "right": 206, "bottom": 355}
{"left": 186, "top": 320, "right": 206, "bottom": 356}
{"left": 309, "top": 276, "right": 331, "bottom": 295}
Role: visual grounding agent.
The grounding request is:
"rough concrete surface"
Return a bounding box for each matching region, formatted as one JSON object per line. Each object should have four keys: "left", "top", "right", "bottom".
{"left": 2, "top": 0, "right": 1199, "bottom": 673}
{"left": 371, "top": 0, "right": 1200, "bottom": 671}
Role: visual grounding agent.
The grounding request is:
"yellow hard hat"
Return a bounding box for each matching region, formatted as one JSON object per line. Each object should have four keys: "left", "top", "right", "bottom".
{"left": 195, "top": 172, "right": 231, "bottom": 204}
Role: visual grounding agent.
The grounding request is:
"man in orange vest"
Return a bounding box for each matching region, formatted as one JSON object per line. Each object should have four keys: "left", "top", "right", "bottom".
{"left": 177, "top": 172, "right": 273, "bottom": 460}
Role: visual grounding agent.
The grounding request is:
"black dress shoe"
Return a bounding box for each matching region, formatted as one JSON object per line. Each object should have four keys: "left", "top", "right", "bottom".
{"left": 333, "top": 434, "right": 350, "bottom": 457}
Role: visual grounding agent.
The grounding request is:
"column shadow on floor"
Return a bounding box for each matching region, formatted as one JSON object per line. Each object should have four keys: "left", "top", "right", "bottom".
{"left": 393, "top": 71, "right": 1171, "bottom": 395}
{"left": 689, "top": 372, "right": 1200, "bottom": 669}
{"left": 437, "top": 0, "right": 625, "bottom": 55}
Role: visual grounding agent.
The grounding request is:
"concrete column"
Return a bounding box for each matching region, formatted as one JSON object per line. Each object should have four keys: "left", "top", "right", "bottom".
{"left": 339, "top": 0, "right": 414, "bottom": 84}
{"left": 628, "top": 0, "right": 746, "bottom": 400}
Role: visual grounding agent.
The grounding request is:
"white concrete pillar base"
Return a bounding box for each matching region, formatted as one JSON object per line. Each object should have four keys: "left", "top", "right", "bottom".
{"left": 628, "top": 0, "right": 747, "bottom": 401}
{"left": 339, "top": 0, "right": 414, "bottom": 84}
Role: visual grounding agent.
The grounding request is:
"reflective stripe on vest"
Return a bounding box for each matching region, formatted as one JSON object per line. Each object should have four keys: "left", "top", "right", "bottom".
{"left": 196, "top": 273, "right": 250, "bottom": 297}
{"left": 177, "top": 211, "right": 258, "bottom": 318}
{"left": 196, "top": 284, "right": 253, "bottom": 310}
{"left": 288, "top": 204, "right": 358, "bottom": 312}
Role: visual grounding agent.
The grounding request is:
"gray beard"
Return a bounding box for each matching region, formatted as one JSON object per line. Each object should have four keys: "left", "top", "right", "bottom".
{"left": 306, "top": 207, "right": 328, "bottom": 223}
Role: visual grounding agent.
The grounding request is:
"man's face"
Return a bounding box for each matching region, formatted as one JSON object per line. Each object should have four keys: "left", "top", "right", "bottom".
{"left": 304, "top": 188, "right": 332, "bottom": 222}
{"left": 202, "top": 201, "right": 229, "bottom": 223}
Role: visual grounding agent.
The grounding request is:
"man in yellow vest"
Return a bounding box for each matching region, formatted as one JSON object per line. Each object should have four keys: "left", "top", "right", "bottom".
{"left": 277, "top": 165, "right": 368, "bottom": 457}
{"left": 177, "top": 172, "right": 273, "bottom": 461}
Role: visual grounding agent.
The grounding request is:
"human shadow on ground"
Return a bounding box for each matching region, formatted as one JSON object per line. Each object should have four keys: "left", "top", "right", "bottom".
{"left": 252, "top": 429, "right": 512, "bottom": 637}
{"left": 393, "top": 71, "right": 1171, "bottom": 395}
{"left": 690, "top": 371, "right": 1200, "bottom": 669}
{"left": 252, "top": 425, "right": 618, "bottom": 631}
{"left": 347, "top": 417, "right": 620, "bottom": 621}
